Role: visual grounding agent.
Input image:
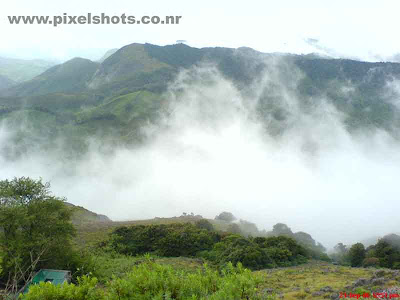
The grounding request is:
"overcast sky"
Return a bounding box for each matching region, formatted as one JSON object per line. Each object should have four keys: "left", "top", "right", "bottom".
{"left": 1, "top": 0, "right": 400, "bottom": 62}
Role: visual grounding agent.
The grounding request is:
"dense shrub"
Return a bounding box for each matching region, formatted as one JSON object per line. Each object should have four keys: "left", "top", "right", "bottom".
{"left": 110, "top": 223, "right": 219, "bottom": 257}
{"left": 366, "top": 240, "right": 400, "bottom": 269}
{"left": 22, "top": 276, "right": 104, "bottom": 300}
{"left": 202, "top": 235, "right": 275, "bottom": 270}
{"left": 203, "top": 235, "right": 308, "bottom": 270}
{"left": 195, "top": 219, "right": 214, "bottom": 231}
{"left": 362, "top": 257, "right": 380, "bottom": 268}
{"left": 111, "top": 224, "right": 309, "bottom": 271}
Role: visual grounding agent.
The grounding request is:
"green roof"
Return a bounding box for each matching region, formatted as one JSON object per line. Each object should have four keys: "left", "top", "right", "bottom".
{"left": 23, "top": 269, "right": 71, "bottom": 294}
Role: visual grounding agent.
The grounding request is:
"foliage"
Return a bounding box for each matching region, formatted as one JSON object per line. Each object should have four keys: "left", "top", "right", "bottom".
{"left": 195, "top": 219, "right": 214, "bottom": 232}
{"left": 214, "top": 212, "right": 236, "bottom": 223}
{"left": 110, "top": 223, "right": 219, "bottom": 257}
{"left": 362, "top": 257, "right": 380, "bottom": 268}
{"left": 0, "top": 177, "right": 76, "bottom": 285}
{"left": 203, "top": 235, "right": 308, "bottom": 270}
{"left": 330, "top": 243, "right": 350, "bottom": 265}
{"left": 202, "top": 235, "right": 275, "bottom": 270}
{"left": 348, "top": 243, "right": 366, "bottom": 267}
{"left": 238, "top": 220, "right": 259, "bottom": 237}
{"left": 272, "top": 223, "right": 293, "bottom": 236}
{"left": 110, "top": 223, "right": 309, "bottom": 271}
{"left": 22, "top": 260, "right": 271, "bottom": 300}
{"left": 226, "top": 223, "right": 242, "bottom": 235}
{"left": 366, "top": 240, "right": 400, "bottom": 269}
{"left": 22, "top": 275, "right": 104, "bottom": 300}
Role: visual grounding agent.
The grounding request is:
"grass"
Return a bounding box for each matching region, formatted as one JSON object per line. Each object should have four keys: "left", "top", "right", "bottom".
{"left": 83, "top": 251, "right": 205, "bottom": 284}
{"left": 82, "top": 252, "right": 400, "bottom": 300}
{"left": 256, "top": 261, "right": 398, "bottom": 299}
{"left": 71, "top": 205, "right": 210, "bottom": 248}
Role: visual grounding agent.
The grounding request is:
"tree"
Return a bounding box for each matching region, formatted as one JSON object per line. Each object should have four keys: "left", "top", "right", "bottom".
{"left": 334, "top": 243, "right": 348, "bottom": 255}
{"left": 272, "top": 223, "right": 293, "bottom": 236}
{"left": 348, "top": 243, "right": 366, "bottom": 267}
{"left": 238, "top": 220, "right": 259, "bottom": 237}
{"left": 195, "top": 219, "right": 214, "bottom": 231}
{"left": 0, "top": 177, "right": 76, "bottom": 287}
{"left": 215, "top": 212, "right": 236, "bottom": 222}
{"left": 226, "top": 223, "right": 242, "bottom": 235}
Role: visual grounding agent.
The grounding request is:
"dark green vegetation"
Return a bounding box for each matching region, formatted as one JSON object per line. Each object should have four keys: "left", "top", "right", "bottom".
{"left": 109, "top": 223, "right": 311, "bottom": 270}
{"left": 2, "top": 43, "right": 400, "bottom": 160}
{"left": 0, "top": 178, "right": 77, "bottom": 284}
{"left": 332, "top": 235, "right": 400, "bottom": 269}
{"left": 0, "top": 177, "right": 101, "bottom": 300}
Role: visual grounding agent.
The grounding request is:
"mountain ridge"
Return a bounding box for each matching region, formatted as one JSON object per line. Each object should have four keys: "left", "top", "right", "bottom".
{"left": 2, "top": 42, "right": 400, "bottom": 158}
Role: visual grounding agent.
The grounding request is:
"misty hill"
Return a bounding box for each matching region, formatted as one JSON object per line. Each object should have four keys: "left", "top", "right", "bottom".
{"left": 2, "top": 42, "right": 400, "bottom": 157}
{"left": 97, "top": 48, "right": 119, "bottom": 63}
{"left": 0, "top": 75, "right": 14, "bottom": 90}
{"left": 65, "top": 202, "right": 111, "bottom": 225}
{"left": 361, "top": 233, "right": 400, "bottom": 248}
{"left": 4, "top": 58, "right": 99, "bottom": 97}
{"left": 0, "top": 56, "right": 56, "bottom": 82}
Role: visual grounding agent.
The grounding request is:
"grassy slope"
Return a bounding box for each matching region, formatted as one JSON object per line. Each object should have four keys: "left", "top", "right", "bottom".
{"left": 73, "top": 215, "right": 206, "bottom": 248}
{"left": 257, "top": 261, "right": 374, "bottom": 299}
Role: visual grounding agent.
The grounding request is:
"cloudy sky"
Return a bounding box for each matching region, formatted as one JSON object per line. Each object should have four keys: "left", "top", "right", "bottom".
{"left": 1, "top": 0, "right": 400, "bottom": 62}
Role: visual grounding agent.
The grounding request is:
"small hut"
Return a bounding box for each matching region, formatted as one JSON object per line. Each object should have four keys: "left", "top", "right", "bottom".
{"left": 22, "top": 269, "right": 71, "bottom": 294}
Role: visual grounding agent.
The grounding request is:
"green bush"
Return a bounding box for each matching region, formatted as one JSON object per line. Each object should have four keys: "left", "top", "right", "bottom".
{"left": 111, "top": 224, "right": 308, "bottom": 271}
{"left": 362, "top": 257, "right": 380, "bottom": 268}
{"left": 110, "top": 223, "right": 219, "bottom": 257}
{"left": 195, "top": 219, "right": 214, "bottom": 232}
{"left": 366, "top": 240, "right": 400, "bottom": 269}
{"left": 204, "top": 235, "right": 275, "bottom": 270}
{"left": 204, "top": 235, "right": 308, "bottom": 270}
{"left": 22, "top": 276, "right": 105, "bottom": 300}
{"left": 22, "top": 260, "right": 273, "bottom": 300}
{"left": 392, "top": 262, "right": 400, "bottom": 270}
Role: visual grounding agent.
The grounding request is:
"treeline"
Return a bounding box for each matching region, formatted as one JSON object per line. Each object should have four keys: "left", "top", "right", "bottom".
{"left": 332, "top": 234, "right": 400, "bottom": 269}
{"left": 213, "top": 212, "right": 330, "bottom": 262}
{"left": 109, "top": 222, "right": 313, "bottom": 270}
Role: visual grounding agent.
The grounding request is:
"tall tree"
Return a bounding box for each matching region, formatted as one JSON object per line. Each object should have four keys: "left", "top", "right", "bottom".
{"left": 348, "top": 243, "right": 366, "bottom": 267}
{"left": 0, "top": 177, "right": 75, "bottom": 286}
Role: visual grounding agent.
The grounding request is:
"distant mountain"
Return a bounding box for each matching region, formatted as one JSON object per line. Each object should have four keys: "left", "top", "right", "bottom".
{"left": 4, "top": 58, "right": 99, "bottom": 97}
{"left": 0, "top": 57, "right": 56, "bottom": 82}
{"left": 0, "top": 74, "right": 14, "bottom": 90}
{"left": 2, "top": 42, "right": 400, "bottom": 157}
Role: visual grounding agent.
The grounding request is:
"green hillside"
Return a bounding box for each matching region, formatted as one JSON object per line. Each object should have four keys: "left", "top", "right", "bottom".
{"left": 6, "top": 58, "right": 99, "bottom": 97}
{"left": 0, "top": 74, "right": 14, "bottom": 90}
{"left": 1, "top": 43, "right": 400, "bottom": 159}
